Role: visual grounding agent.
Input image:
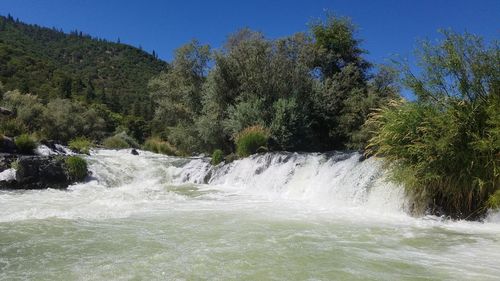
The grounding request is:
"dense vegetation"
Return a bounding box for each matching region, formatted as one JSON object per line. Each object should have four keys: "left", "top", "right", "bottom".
{"left": 0, "top": 14, "right": 168, "bottom": 139}
{"left": 366, "top": 32, "right": 499, "bottom": 219}
{"left": 1, "top": 14, "right": 396, "bottom": 155}
{"left": 149, "top": 17, "right": 397, "bottom": 155}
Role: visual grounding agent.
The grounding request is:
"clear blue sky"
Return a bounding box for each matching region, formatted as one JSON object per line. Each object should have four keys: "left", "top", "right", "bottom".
{"left": 1, "top": 0, "right": 498, "bottom": 65}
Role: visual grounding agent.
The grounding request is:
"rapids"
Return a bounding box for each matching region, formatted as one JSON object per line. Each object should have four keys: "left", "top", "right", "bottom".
{"left": 1, "top": 149, "right": 499, "bottom": 280}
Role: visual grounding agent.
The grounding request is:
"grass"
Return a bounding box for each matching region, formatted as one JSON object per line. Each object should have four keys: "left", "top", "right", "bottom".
{"left": 102, "top": 132, "right": 139, "bottom": 149}
{"left": 64, "top": 156, "right": 88, "bottom": 181}
{"left": 211, "top": 149, "right": 224, "bottom": 165}
{"left": 14, "top": 134, "right": 37, "bottom": 154}
{"left": 143, "top": 137, "right": 179, "bottom": 156}
{"left": 366, "top": 97, "right": 499, "bottom": 219}
{"left": 487, "top": 190, "right": 500, "bottom": 210}
{"left": 235, "top": 125, "right": 269, "bottom": 157}
{"left": 68, "top": 137, "right": 92, "bottom": 154}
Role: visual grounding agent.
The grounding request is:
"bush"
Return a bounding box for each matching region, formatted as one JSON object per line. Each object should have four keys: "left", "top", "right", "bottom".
{"left": 102, "top": 132, "right": 139, "bottom": 149}
{"left": 14, "top": 134, "right": 37, "bottom": 154}
{"left": 68, "top": 137, "right": 92, "bottom": 154}
{"left": 366, "top": 32, "right": 499, "bottom": 220}
{"left": 0, "top": 118, "right": 29, "bottom": 137}
{"left": 235, "top": 125, "right": 269, "bottom": 157}
{"left": 211, "top": 149, "right": 224, "bottom": 165}
{"left": 143, "top": 137, "right": 178, "bottom": 156}
{"left": 64, "top": 156, "right": 88, "bottom": 181}
{"left": 487, "top": 190, "right": 500, "bottom": 210}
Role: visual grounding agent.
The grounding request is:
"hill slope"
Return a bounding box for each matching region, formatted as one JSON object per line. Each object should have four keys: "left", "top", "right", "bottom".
{"left": 0, "top": 14, "right": 168, "bottom": 118}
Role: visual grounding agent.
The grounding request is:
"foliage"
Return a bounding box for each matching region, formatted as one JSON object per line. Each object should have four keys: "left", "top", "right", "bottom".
{"left": 149, "top": 40, "right": 210, "bottom": 149}
{"left": 64, "top": 156, "right": 88, "bottom": 181}
{"left": 146, "top": 15, "right": 393, "bottom": 154}
{"left": 366, "top": 32, "right": 499, "bottom": 219}
{"left": 487, "top": 190, "right": 500, "bottom": 210}
{"left": 235, "top": 125, "right": 269, "bottom": 157}
{"left": 143, "top": 137, "right": 179, "bottom": 156}
{"left": 68, "top": 137, "right": 92, "bottom": 154}
{"left": 41, "top": 99, "right": 106, "bottom": 141}
{"left": 0, "top": 117, "right": 28, "bottom": 136}
{"left": 102, "top": 132, "right": 139, "bottom": 149}
{"left": 211, "top": 149, "right": 224, "bottom": 165}
{"left": 1, "top": 91, "right": 108, "bottom": 141}
{"left": 0, "top": 15, "right": 168, "bottom": 119}
{"left": 14, "top": 133, "right": 37, "bottom": 154}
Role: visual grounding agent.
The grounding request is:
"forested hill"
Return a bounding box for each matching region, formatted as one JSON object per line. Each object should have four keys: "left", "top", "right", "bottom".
{"left": 0, "top": 14, "right": 168, "bottom": 118}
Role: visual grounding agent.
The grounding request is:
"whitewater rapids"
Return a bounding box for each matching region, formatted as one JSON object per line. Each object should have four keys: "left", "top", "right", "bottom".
{"left": 1, "top": 149, "right": 499, "bottom": 280}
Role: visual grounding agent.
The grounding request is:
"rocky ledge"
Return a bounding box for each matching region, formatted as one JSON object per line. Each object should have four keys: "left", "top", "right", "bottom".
{"left": 0, "top": 145, "right": 89, "bottom": 190}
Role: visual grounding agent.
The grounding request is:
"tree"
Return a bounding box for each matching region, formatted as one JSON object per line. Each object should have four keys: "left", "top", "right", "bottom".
{"left": 149, "top": 40, "right": 211, "bottom": 152}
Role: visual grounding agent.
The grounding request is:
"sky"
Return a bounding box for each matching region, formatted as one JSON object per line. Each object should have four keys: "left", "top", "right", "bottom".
{"left": 0, "top": 0, "right": 499, "bottom": 65}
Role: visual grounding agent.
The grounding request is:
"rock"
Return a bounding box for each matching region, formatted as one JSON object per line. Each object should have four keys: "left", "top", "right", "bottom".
{"left": 0, "top": 153, "right": 17, "bottom": 172}
{"left": 131, "top": 149, "right": 139, "bottom": 155}
{"left": 0, "top": 136, "right": 17, "bottom": 154}
{"left": 40, "top": 140, "right": 67, "bottom": 154}
{"left": 0, "top": 155, "right": 89, "bottom": 190}
{"left": 0, "top": 107, "right": 13, "bottom": 116}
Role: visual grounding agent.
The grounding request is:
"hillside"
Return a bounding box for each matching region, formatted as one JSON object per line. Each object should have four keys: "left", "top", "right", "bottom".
{"left": 0, "top": 14, "right": 168, "bottom": 118}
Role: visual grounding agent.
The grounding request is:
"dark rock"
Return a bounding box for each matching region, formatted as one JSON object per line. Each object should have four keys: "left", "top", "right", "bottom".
{"left": 0, "top": 153, "right": 17, "bottom": 172}
{"left": 40, "top": 140, "right": 66, "bottom": 154}
{"left": 256, "top": 146, "right": 268, "bottom": 154}
{"left": 131, "top": 149, "right": 139, "bottom": 155}
{"left": 0, "top": 107, "right": 13, "bottom": 116}
{"left": 0, "top": 136, "right": 17, "bottom": 154}
{"left": 0, "top": 155, "right": 88, "bottom": 190}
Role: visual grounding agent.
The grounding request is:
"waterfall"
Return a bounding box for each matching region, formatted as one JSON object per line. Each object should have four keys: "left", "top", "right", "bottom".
{"left": 177, "top": 151, "right": 407, "bottom": 214}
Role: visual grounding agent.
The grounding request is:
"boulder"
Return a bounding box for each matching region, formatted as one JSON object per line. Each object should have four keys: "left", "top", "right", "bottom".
{"left": 0, "top": 153, "right": 17, "bottom": 172}
{"left": 0, "top": 155, "right": 88, "bottom": 190}
{"left": 131, "top": 148, "right": 139, "bottom": 155}
{"left": 0, "top": 107, "right": 13, "bottom": 116}
{"left": 0, "top": 136, "right": 17, "bottom": 154}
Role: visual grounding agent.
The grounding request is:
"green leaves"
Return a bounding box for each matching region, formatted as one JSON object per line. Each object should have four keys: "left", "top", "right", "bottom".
{"left": 367, "top": 32, "right": 499, "bottom": 219}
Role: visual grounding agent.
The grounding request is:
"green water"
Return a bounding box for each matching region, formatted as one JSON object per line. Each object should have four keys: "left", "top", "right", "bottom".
{"left": 1, "top": 150, "right": 499, "bottom": 280}
{"left": 2, "top": 203, "right": 500, "bottom": 280}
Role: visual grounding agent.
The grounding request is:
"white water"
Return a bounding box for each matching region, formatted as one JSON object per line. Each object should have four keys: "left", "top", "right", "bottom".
{"left": 1, "top": 149, "right": 499, "bottom": 280}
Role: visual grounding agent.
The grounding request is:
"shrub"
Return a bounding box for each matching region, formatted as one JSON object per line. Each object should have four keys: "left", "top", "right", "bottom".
{"left": 0, "top": 118, "right": 29, "bottom": 137}
{"left": 64, "top": 156, "right": 88, "bottom": 181}
{"left": 68, "top": 137, "right": 92, "bottom": 154}
{"left": 14, "top": 134, "right": 37, "bottom": 154}
{"left": 487, "top": 190, "right": 500, "bottom": 210}
{"left": 102, "top": 132, "right": 139, "bottom": 149}
{"left": 367, "top": 99, "right": 499, "bottom": 219}
{"left": 143, "top": 137, "right": 178, "bottom": 156}
{"left": 235, "top": 125, "right": 269, "bottom": 157}
{"left": 211, "top": 149, "right": 224, "bottom": 165}
{"left": 365, "top": 32, "right": 499, "bottom": 220}
{"left": 102, "top": 135, "right": 130, "bottom": 149}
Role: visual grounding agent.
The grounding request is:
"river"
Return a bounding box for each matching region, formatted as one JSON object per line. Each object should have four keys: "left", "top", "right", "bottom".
{"left": 1, "top": 149, "right": 499, "bottom": 280}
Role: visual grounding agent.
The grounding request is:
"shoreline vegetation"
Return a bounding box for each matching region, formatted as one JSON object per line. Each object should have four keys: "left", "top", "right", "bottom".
{"left": 0, "top": 14, "right": 498, "bottom": 220}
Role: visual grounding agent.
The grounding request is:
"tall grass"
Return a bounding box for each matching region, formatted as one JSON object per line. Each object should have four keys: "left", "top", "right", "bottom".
{"left": 366, "top": 31, "right": 499, "bottom": 219}
{"left": 64, "top": 156, "right": 88, "bottom": 181}
{"left": 102, "top": 132, "right": 139, "bottom": 149}
{"left": 68, "top": 137, "right": 92, "bottom": 154}
{"left": 143, "top": 137, "right": 179, "bottom": 156}
{"left": 211, "top": 149, "right": 224, "bottom": 165}
{"left": 366, "top": 96, "right": 499, "bottom": 219}
{"left": 14, "top": 134, "right": 37, "bottom": 154}
{"left": 235, "top": 125, "right": 269, "bottom": 157}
